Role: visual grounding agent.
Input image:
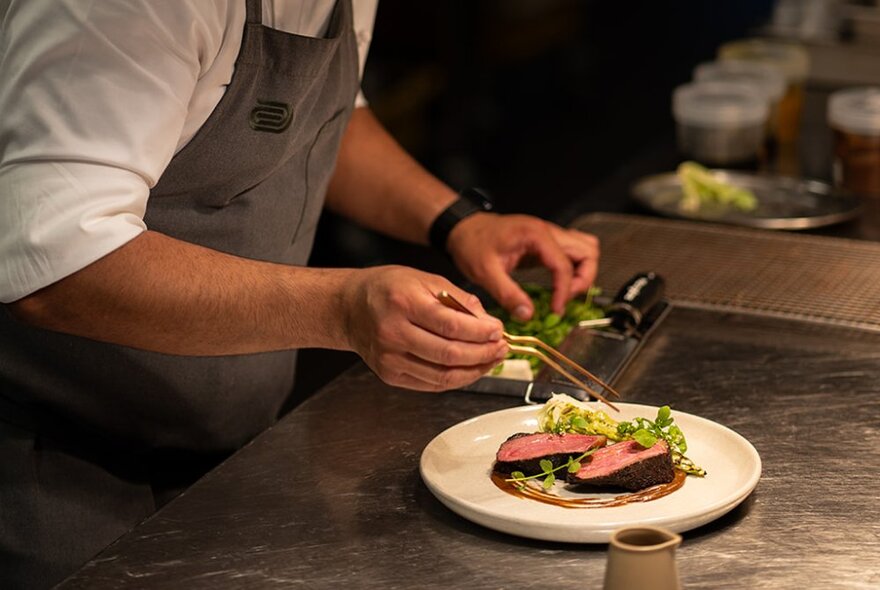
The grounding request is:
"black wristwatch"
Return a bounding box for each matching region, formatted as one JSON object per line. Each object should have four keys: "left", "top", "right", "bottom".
{"left": 428, "top": 187, "right": 494, "bottom": 253}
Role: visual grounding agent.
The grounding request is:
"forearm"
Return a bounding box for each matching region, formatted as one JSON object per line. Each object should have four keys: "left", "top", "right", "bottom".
{"left": 322, "top": 108, "right": 600, "bottom": 324}
{"left": 8, "top": 231, "right": 359, "bottom": 356}
{"left": 325, "top": 106, "right": 457, "bottom": 245}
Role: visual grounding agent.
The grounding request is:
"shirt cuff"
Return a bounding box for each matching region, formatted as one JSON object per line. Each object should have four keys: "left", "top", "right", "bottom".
{"left": 0, "top": 162, "right": 148, "bottom": 302}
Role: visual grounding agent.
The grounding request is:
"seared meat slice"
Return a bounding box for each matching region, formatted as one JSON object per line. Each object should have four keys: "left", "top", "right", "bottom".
{"left": 567, "top": 439, "right": 674, "bottom": 491}
{"left": 494, "top": 432, "right": 606, "bottom": 475}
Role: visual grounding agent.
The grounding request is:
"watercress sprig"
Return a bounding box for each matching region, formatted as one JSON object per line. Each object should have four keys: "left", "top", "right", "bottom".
{"left": 617, "top": 405, "right": 706, "bottom": 477}
{"left": 616, "top": 405, "right": 686, "bottom": 453}
{"left": 505, "top": 448, "right": 597, "bottom": 491}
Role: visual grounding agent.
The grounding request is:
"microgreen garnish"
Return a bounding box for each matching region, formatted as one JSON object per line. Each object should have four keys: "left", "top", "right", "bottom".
{"left": 617, "top": 405, "right": 706, "bottom": 477}
{"left": 505, "top": 448, "right": 597, "bottom": 491}
{"left": 538, "top": 395, "right": 707, "bottom": 477}
{"left": 617, "top": 405, "right": 685, "bottom": 453}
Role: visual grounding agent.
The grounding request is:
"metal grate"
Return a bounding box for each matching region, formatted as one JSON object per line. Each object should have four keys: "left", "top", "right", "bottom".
{"left": 568, "top": 213, "right": 880, "bottom": 332}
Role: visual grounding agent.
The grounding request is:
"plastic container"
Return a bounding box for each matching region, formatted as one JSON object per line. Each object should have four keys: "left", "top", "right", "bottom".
{"left": 718, "top": 38, "right": 810, "bottom": 144}
{"left": 828, "top": 87, "right": 880, "bottom": 197}
{"left": 672, "top": 81, "right": 769, "bottom": 167}
{"left": 693, "top": 60, "right": 786, "bottom": 144}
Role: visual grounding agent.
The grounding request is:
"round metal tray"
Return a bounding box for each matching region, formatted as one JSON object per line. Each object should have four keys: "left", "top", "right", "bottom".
{"left": 631, "top": 170, "right": 863, "bottom": 229}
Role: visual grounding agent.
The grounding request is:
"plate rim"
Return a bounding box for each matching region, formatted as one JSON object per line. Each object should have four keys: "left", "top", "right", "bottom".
{"left": 420, "top": 402, "right": 762, "bottom": 543}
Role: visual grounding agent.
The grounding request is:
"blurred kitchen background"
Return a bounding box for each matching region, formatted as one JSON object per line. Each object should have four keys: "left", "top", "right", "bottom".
{"left": 294, "top": 0, "right": 880, "bottom": 403}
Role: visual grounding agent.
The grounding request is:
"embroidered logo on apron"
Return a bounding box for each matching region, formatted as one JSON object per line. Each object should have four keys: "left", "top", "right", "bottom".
{"left": 249, "top": 100, "right": 293, "bottom": 133}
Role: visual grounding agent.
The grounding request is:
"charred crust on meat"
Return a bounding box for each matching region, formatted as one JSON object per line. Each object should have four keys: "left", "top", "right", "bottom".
{"left": 566, "top": 441, "right": 675, "bottom": 491}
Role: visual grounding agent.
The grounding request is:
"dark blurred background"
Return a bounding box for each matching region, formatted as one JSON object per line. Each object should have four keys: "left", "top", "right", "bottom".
{"left": 313, "top": 0, "right": 777, "bottom": 268}
{"left": 297, "top": 0, "right": 880, "bottom": 404}
{"left": 292, "top": 0, "right": 781, "bottom": 404}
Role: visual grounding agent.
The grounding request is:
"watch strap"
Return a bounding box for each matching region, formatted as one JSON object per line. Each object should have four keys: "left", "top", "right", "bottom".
{"left": 428, "top": 188, "right": 493, "bottom": 252}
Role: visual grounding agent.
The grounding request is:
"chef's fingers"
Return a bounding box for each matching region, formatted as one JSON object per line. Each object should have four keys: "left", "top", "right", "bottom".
{"left": 478, "top": 256, "right": 536, "bottom": 321}
{"left": 365, "top": 270, "right": 503, "bottom": 344}
{"left": 400, "top": 318, "right": 509, "bottom": 368}
{"left": 391, "top": 355, "right": 505, "bottom": 392}
{"left": 365, "top": 283, "right": 507, "bottom": 383}
{"left": 552, "top": 228, "right": 600, "bottom": 295}
{"left": 475, "top": 222, "right": 574, "bottom": 319}
{"left": 368, "top": 316, "right": 506, "bottom": 390}
{"left": 427, "top": 286, "right": 505, "bottom": 343}
{"left": 570, "top": 254, "right": 599, "bottom": 296}
{"left": 520, "top": 225, "right": 574, "bottom": 316}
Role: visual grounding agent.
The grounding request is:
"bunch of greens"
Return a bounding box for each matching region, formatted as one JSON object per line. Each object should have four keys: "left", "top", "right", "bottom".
{"left": 490, "top": 284, "right": 604, "bottom": 373}
{"left": 677, "top": 160, "right": 757, "bottom": 213}
{"left": 538, "top": 394, "right": 706, "bottom": 477}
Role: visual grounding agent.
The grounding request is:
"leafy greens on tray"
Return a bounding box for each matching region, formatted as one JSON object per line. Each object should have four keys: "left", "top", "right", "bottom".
{"left": 490, "top": 285, "right": 605, "bottom": 375}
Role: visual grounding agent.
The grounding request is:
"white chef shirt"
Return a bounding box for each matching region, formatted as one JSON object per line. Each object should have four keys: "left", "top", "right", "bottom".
{"left": 0, "top": 0, "right": 377, "bottom": 302}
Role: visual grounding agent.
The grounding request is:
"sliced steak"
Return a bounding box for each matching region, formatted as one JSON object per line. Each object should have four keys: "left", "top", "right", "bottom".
{"left": 567, "top": 439, "right": 674, "bottom": 491}
{"left": 494, "top": 432, "right": 606, "bottom": 475}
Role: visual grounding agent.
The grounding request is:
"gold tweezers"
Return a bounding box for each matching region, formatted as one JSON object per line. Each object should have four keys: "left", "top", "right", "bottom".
{"left": 436, "top": 291, "right": 620, "bottom": 411}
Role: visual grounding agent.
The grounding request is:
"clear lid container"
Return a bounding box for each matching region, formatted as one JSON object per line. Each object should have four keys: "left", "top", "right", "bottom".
{"left": 673, "top": 81, "right": 769, "bottom": 128}
{"left": 693, "top": 60, "right": 786, "bottom": 103}
{"left": 718, "top": 38, "right": 810, "bottom": 84}
{"left": 828, "top": 87, "right": 880, "bottom": 137}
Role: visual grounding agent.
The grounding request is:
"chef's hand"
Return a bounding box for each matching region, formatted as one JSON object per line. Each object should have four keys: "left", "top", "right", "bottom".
{"left": 343, "top": 265, "right": 508, "bottom": 391}
{"left": 445, "top": 213, "right": 600, "bottom": 321}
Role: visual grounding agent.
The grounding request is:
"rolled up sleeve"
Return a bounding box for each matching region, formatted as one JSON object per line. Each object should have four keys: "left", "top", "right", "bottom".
{"left": 0, "top": 0, "right": 219, "bottom": 301}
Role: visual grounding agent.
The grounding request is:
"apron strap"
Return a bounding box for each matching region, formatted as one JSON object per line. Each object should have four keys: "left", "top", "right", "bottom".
{"left": 245, "top": 0, "right": 262, "bottom": 25}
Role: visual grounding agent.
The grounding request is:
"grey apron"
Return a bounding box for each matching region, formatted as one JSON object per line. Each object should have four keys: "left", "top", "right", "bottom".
{"left": 0, "top": 0, "right": 359, "bottom": 586}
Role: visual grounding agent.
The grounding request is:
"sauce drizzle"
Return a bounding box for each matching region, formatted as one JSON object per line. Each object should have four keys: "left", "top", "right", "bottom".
{"left": 491, "top": 469, "right": 687, "bottom": 509}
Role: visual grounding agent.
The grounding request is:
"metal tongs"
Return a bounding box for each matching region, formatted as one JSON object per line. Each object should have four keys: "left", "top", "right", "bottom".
{"left": 436, "top": 291, "right": 621, "bottom": 411}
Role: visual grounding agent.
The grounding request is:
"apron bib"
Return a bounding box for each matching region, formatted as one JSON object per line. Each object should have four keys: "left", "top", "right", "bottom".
{"left": 0, "top": 0, "right": 358, "bottom": 585}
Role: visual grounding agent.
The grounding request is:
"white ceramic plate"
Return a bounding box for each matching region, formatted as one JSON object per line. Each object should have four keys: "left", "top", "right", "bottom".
{"left": 420, "top": 403, "right": 761, "bottom": 543}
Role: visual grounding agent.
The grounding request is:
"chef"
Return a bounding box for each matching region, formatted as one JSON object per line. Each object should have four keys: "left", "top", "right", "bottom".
{"left": 0, "top": 1, "right": 600, "bottom": 587}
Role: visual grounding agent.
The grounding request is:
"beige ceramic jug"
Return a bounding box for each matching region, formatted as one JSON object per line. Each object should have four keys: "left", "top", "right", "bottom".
{"left": 603, "top": 526, "right": 683, "bottom": 590}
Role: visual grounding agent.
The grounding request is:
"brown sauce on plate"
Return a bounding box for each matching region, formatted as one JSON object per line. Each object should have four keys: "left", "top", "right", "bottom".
{"left": 491, "top": 469, "right": 687, "bottom": 509}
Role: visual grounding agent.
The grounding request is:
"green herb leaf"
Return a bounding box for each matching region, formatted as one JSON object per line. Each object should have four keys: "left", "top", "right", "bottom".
{"left": 656, "top": 405, "right": 671, "bottom": 426}
{"left": 632, "top": 428, "right": 658, "bottom": 448}
{"left": 542, "top": 473, "right": 556, "bottom": 489}
{"left": 539, "top": 459, "right": 553, "bottom": 473}
{"left": 568, "top": 461, "right": 581, "bottom": 473}
{"left": 571, "top": 416, "right": 589, "bottom": 432}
